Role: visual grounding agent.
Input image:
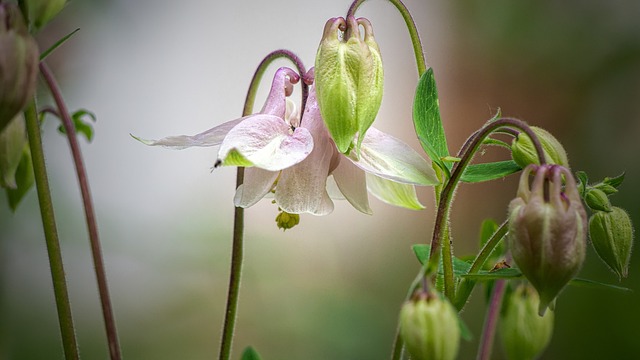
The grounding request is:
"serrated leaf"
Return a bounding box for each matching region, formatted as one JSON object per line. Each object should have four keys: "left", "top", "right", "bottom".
{"left": 6, "top": 146, "right": 34, "bottom": 211}
{"left": 413, "top": 68, "right": 450, "bottom": 173}
{"left": 241, "top": 346, "right": 262, "bottom": 360}
{"left": 40, "top": 28, "right": 81, "bottom": 61}
{"left": 461, "top": 160, "right": 521, "bottom": 183}
{"left": 412, "top": 244, "right": 471, "bottom": 275}
{"left": 460, "top": 268, "right": 523, "bottom": 281}
{"left": 569, "top": 278, "right": 632, "bottom": 292}
{"left": 603, "top": 172, "right": 625, "bottom": 188}
{"left": 57, "top": 109, "right": 97, "bottom": 142}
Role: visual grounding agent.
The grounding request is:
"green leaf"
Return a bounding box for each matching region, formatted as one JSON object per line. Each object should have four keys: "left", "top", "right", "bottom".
{"left": 413, "top": 68, "right": 450, "bottom": 173}
{"left": 57, "top": 109, "right": 97, "bottom": 142}
{"left": 6, "top": 145, "right": 35, "bottom": 211}
{"left": 479, "top": 219, "right": 499, "bottom": 248}
{"left": 461, "top": 160, "right": 521, "bottom": 183}
{"left": 569, "top": 278, "right": 632, "bottom": 292}
{"left": 482, "top": 137, "right": 511, "bottom": 149}
{"left": 241, "top": 346, "right": 262, "bottom": 360}
{"left": 457, "top": 314, "right": 473, "bottom": 341}
{"left": 40, "top": 28, "right": 81, "bottom": 61}
{"left": 575, "top": 171, "right": 589, "bottom": 197}
{"left": 603, "top": 172, "right": 625, "bottom": 188}
{"left": 412, "top": 244, "right": 471, "bottom": 276}
{"left": 460, "top": 268, "right": 523, "bottom": 281}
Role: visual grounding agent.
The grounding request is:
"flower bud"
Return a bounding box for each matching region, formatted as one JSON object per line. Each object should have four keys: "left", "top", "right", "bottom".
{"left": 314, "top": 16, "right": 383, "bottom": 154}
{"left": 0, "top": 3, "right": 39, "bottom": 132}
{"left": 499, "top": 284, "right": 554, "bottom": 360}
{"left": 589, "top": 207, "right": 634, "bottom": 279}
{"left": 507, "top": 164, "right": 587, "bottom": 315}
{"left": 28, "top": 0, "right": 67, "bottom": 30}
{"left": 399, "top": 290, "right": 460, "bottom": 360}
{"left": 0, "top": 114, "right": 26, "bottom": 189}
{"left": 584, "top": 188, "right": 612, "bottom": 212}
{"left": 511, "top": 126, "right": 569, "bottom": 168}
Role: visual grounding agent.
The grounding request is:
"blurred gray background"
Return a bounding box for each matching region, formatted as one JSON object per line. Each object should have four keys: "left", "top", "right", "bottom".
{"left": 1, "top": 0, "right": 639, "bottom": 359}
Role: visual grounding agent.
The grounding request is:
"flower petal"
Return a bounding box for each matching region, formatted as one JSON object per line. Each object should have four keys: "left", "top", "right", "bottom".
{"left": 275, "top": 86, "right": 335, "bottom": 215}
{"left": 347, "top": 127, "right": 438, "bottom": 185}
{"left": 366, "top": 173, "right": 425, "bottom": 210}
{"left": 217, "top": 115, "right": 313, "bottom": 171}
{"left": 261, "top": 67, "right": 300, "bottom": 118}
{"left": 332, "top": 156, "right": 372, "bottom": 214}
{"left": 132, "top": 117, "right": 244, "bottom": 149}
{"left": 233, "top": 167, "right": 279, "bottom": 208}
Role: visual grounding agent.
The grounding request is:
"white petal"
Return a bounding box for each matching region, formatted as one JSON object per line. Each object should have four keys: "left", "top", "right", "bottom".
{"left": 233, "top": 167, "right": 279, "bottom": 208}
{"left": 366, "top": 174, "right": 425, "bottom": 210}
{"left": 132, "top": 117, "right": 245, "bottom": 149}
{"left": 217, "top": 115, "right": 313, "bottom": 171}
{"left": 332, "top": 157, "right": 372, "bottom": 214}
{"left": 347, "top": 127, "right": 438, "bottom": 185}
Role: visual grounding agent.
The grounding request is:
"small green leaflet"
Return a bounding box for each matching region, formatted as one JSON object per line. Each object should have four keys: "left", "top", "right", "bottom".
{"left": 40, "top": 28, "right": 81, "bottom": 61}
{"left": 6, "top": 146, "right": 34, "bottom": 212}
{"left": 412, "top": 244, "right": 471, "bottom": 276}
{"left": 57, "top": 109, "right": 97, "bottom": 142}
{"left": 413, "top": 68, "right": 450, "bottom": 174}
{"left": 461, "top": 160, "right": 521, "bottom": 183}
{"left": 241, "top": 346, "right": 262, "bottom": 360}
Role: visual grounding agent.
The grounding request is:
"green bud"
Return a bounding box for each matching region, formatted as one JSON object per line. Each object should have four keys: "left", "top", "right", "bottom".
{"left": 589, "top": 207, "right": 634, "bottom": 279}
{"left": 314, "top": 16, "right": 383, "bottom": 154}
{"left": 0, "top": 114, "right": 26, "bottom": 189}
{"left": 275, "top": 210, "right": 300, "bottom": 230}
{"left": 511, "top": 126, "right": 569, "bottom": 168}
{"left": 28, "top": 0, "right": 67, "bottom": 30}
{"left": 584, "top": 188, "right": 612, "bottom": 212}
{"left": 0, "top": 3, "right": 39, "bottom": 132}
{"left": 508, "top": 164, "right": 587, "bottom": 315}
{"left": 499, "top": 284, "right": 554, "bottom": 360}
{"left": 399, "top": 290, "right": 460, "bottom": 360}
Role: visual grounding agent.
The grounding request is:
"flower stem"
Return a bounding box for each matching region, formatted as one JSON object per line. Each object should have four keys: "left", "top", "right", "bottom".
{"left": 476, "top": 278, "right": 507, "bottom": 360}
{"left": 218, "top": 49, "right": 307, "bottom": 360}
{"left": 24, "top": 100, "right": 80, "bottom": 360}
{"left": 347, "top": 0, "right": 427, "bottom": 76}
{"left": 39, "top": 63, "right": 122, "bottom": 359}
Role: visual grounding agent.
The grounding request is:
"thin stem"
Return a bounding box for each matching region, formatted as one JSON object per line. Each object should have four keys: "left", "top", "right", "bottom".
{"left": 24, "top": 100, "right": 80, "bottom": 360}
{"left": 39, "top": 63, "right": 122, "bottom": 359}
{"left": 454, "top": 221, "right": 508, "bottom": 310}
{"left": 427, "top": 118, "right": 545, "bottom": 301}
{"left": 347, "top": 0, "right": 427, "bottom": 76}
{"left": 476, "top": 279, "right": 507, "bottom": 360}
{"left": 218, "top": 49, "right": 307, "bottom": 360}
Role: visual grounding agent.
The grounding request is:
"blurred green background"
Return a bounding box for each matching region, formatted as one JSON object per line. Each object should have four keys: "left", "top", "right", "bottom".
{"left": 1, "top": 0, "right": 639, "bottom": 359}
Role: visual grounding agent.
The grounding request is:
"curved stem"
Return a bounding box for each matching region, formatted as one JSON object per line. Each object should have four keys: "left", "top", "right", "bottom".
{"left": 476, "top": 279, "right": 507, "bottom": 360}
{"left": 454, "top": 220, "right": 508, "bottom": 310}
{"left": 427, "top": 118, "right": 545, "bottom": 301}
{"left": 39, "top": 63, "right": 122, "bottom": 359}
{"left": 347, "top": 0, "right": 427, "bottom": 76}
{"left": 24, "top": 100, "right": 80, "bottom": 360}
{"left": 218, "top": 49, "right": 307, "bottom": 360}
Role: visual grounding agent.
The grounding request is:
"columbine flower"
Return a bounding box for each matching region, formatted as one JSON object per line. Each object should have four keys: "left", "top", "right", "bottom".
{"left": 136, "top": 67, "right": 437, "bottom": 216}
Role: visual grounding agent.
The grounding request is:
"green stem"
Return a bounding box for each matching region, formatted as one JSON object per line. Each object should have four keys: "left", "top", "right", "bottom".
{"left": 218, "top": 49, "right": 307, "bottom": 360}
{"left": 24, "top": 100, "right": 80, "bottom": 360}
{"left": 347, "top": 0, "right": 427, "bottom": 76}
{"left": 453, "top": 221, "right": 508, "bottom": 310}
{"left": 40, "top": 63, "right": 122, "bottom": 359}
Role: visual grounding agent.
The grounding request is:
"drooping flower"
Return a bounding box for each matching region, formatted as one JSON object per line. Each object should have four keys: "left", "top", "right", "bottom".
{"left": 136, "top": 67, "right": 438, "bottom": 216}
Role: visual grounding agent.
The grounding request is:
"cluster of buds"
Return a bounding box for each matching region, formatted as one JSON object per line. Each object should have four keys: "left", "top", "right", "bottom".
{"left": 507, "top": 164, "right": 587, "bottom": 315}
{"left": 499, "top": 283, "right": 554, "bottom": 360}
{"left": 0, "top": 3, "right": 39, "bottom": 132}
{"left": 315, "top": 15, "right": 383, "bottom": 154}
{"left": 399, "top": 289, "right": 460, "bottom": 360}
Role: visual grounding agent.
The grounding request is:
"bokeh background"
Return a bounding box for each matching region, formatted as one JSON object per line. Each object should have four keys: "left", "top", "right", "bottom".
{"left": 1, "top": 0, "right": 639, "bottom": 359}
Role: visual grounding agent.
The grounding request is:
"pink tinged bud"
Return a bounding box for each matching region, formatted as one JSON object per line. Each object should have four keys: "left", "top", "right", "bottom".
{"left": 507, "top": 164, "right": 587, "bottom": 315}
{"left": 0, "top": 3, "right": 39, "bottom": 132}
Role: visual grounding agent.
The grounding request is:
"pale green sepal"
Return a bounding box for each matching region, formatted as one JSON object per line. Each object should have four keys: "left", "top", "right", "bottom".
{"left": 220, "top": 148, "right": 254, "bottom": 167}
{"left": 366, "top": 174, "right": 424, "bottom": 210}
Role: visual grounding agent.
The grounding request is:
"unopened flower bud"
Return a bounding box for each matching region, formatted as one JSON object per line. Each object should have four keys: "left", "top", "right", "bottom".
{"left": 399, "top": 290, "right": 460, "bottom": 360}
{"left": 589, "top": 207, "right": 634, "bottom": 279}
{"left": 275, "top": 210, "right": 300, "bottom": 230}
{"left": 0, "top": 3, "right": 39, "bottom": 132}
{"left": 511, "top": 127, "right": 569, "bottom": 168}
{"left": 508, "top": 164, "right": 587, "bottom": 315}
{"left": 28, "top": 0, "right": 67, "bottom": 30}
{"left": 0, "top": 114, "right": 26, "bottom": 189}
{"left": 584, "top": 188, "right": 612, "bottom": 212}
{"left": 499, "top": 284, "right": 554, "bottom": 360}
{"left": 315, "top": 16, "right": 383, "bottom": 154}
